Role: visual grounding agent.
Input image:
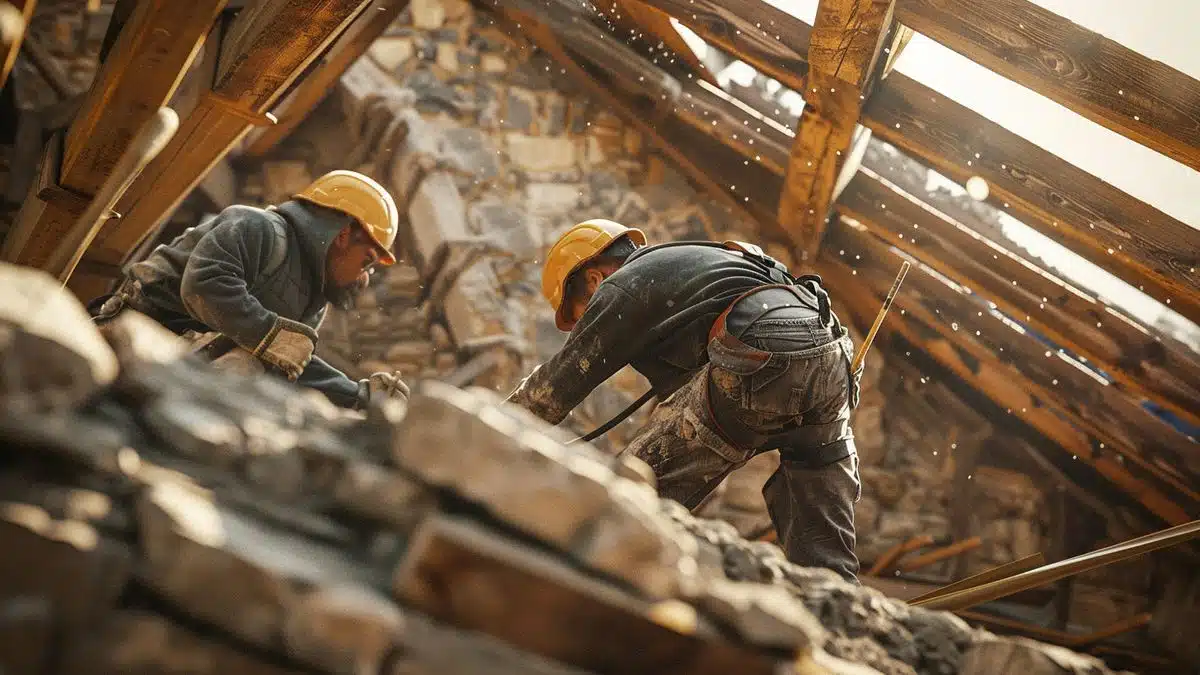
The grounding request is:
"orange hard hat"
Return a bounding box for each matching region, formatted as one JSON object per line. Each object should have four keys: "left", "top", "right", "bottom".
{"left": 294, "top": 170, "right": 399, "bottom": 265}
{"left": 542, "top": 219, "right": 646, "bottom": 331}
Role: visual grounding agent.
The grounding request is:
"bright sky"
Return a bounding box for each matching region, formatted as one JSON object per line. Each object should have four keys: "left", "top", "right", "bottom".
{"left": 681, "top": 0, "right": 1200, "bottom": 337}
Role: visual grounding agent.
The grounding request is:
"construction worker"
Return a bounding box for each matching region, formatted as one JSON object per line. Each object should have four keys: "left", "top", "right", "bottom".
{"left": 89, "top": 170, "right": 410, "bottom": 410}
{"left": 507, "top": 219, "right": 864, "bottom": 581}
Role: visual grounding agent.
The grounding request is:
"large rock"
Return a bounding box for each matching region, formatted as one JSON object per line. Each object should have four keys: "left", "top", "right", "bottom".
{"left": 0, "top": 262, "right": 118, "bottom": 411}
{"left": 959, "top": 637, "right": 1126, "bottom": 675}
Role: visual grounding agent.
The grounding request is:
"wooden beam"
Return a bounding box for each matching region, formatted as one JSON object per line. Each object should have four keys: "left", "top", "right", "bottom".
{"left": 819, "top": 222, "right": 1197, "bottom": 523}
{"left": 592, "top": 0, "right": 719, "bottom": 87}
{"left": 895, "top": 0, "right": 1200, "bottom": 172}
{"left": 639, "top": 0, "right": 1200, "bottom": 324}
{"left": 777, "top": 0, "right": 895, "bottom": 261}
{"left": 0, "top": 0, "right": 228, "bottom": 271}
{"left": 82, "top": 0, "right": 375, "bottom": 267}
{"left": 839, "top": 170, "right": 1200, "bottom": 430}
{"left": 244, "top": 0, "right": 410, "bottom": 158}
{"left": 0, "top": 0, "right": 35, "bottom": 92}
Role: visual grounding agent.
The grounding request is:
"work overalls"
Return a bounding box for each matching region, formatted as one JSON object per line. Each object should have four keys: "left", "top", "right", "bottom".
{"left": 621, "top": 241, "right": 864, "bottom": 581}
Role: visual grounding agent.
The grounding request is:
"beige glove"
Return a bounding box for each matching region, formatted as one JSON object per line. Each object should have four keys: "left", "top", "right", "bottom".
{"left": 253, "top": 317, "right": 317, "bottom": 381}
{"left": 358, "top": 371, "right": 410, "bottom": 406}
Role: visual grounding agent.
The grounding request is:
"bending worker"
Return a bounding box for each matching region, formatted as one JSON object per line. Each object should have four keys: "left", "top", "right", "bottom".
{"left": 507, "top": 219, "right": 864, "bottom": 581}
{"left": 90, "top": 170, "right": 409, "bottom": 410}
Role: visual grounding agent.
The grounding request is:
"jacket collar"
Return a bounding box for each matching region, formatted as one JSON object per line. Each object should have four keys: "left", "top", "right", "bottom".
{"left": 273, "top": 199, "right": 350, "bottom": 310}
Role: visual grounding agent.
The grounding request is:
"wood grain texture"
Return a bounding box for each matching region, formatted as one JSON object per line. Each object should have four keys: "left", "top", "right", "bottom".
{"left": 839, "top": 170, "right": 1200, "bottom": 429}
{"left": 61, "top": 0, "right": 228, "bottom": 196}
{"left": 244, "top": 0, "right": 410, "bottom": 157}
{"left": 778, "top": 0, "right": 894, "bottom": 261}
{"left": 85, "top": 0, "right": 374, "bottom": 265}
{"left": 895, "top": 0, "right": 1200, "bottom": 171}
{"left": 864, "top": 76, "right": 1200, "bottom": 324}
{"left": 647, "top": 0, "right": 1200, "bottom": 324}
{"left": 822, "top": 222, "right": 1199, "bottom": 514}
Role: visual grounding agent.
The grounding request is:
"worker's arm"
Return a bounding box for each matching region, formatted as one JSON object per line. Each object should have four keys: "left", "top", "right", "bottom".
{"left": 507, "top": 281, "right": 647, "bottom": 424}
{"left": 298, "top": 354, "right": 363, "bottom": 408}
{"left": 179, "top": 213, "right": 283, "bottom": 350}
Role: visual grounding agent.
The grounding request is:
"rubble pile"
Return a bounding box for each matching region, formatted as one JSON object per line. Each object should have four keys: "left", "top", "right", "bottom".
{"left": 0, "top": 263, "right": 1127, "bottom": 675}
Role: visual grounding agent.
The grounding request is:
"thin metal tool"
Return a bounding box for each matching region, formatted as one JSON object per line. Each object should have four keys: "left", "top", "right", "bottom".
{"left": 914, "top": 519, "right": 1200, "bottom": 611}
{"left": 851, "top": 260, "right": 910, "bottom": 373}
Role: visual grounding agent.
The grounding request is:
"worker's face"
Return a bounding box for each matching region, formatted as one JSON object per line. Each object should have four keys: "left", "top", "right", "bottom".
{"left": 325, "top": 223, "right": 385, "bottom": 309}
{"left": 564, "top": 262, "right": 621, "bottom": 326}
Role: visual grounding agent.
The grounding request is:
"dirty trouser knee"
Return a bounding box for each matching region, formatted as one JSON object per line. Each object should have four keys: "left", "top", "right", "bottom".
{"left": 621, "top": 366, "right": 748, "bottom": 511}
{"left": 763, "top": 454, "right": 861, "bottom": 582}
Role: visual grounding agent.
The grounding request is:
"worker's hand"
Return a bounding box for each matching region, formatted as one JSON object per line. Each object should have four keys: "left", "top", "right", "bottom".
{"left": 359, "top": 370, "right": 410, "bottom": 406}
{"left": 254, "top": 317, "right": 317, "bottom": 382}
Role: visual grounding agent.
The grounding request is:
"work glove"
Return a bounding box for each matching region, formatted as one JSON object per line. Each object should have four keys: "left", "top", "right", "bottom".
{"left": 357, "top": 370, "right": 410, "bottom": 407}
{"left": 253, "top": 317, "right": 317, "bottom": 382}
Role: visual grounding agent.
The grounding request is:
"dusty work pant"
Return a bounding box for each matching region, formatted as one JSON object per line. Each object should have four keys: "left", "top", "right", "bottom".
{"left": 622, "top": 315, "right": 862, "bottom": 582}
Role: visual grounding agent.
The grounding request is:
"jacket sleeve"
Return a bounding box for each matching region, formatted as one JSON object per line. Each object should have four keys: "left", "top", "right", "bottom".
{"left": 506, "top": 281, "right": 649, "bottom": 425}
{"left": 298, "top": 355, "right": 363, "bottom": 409}
{"left": 179, "top": 213, "right": 283, "bottom": 351}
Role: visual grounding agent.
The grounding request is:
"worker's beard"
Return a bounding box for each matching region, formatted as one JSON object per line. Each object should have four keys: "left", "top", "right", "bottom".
{"left": 326, "top": 275, "right": 369, "bottom": 310}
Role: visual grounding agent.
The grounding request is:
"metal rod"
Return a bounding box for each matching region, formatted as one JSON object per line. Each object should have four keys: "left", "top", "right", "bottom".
{"left": 851, "top": 260, "right": 909, "bottom": 373}
{"left": 915, "top": 519, "right": 1200, "bottom": 612}
{"left": 897, "top": 536, "right": 983, "bottom": 572}
{"left": 866, "top": 534, "right": 934, "bottom": 577}
{"left": 908, "top": 553, "right": 1045, "bottom": 604}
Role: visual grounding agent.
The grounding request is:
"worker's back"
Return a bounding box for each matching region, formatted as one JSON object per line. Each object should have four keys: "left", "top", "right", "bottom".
{"left": 599, "top": 242, "right": 825, "bottom": 395}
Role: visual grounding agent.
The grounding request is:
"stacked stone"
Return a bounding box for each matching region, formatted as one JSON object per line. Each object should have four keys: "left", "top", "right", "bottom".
{"left": 0, "top": 263, "right": 1130, "bottom": 675}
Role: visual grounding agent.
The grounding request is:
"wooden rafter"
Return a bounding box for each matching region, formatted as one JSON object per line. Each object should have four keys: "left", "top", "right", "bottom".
{"left": 0, "top": 0, "right": 36, "bottom": 92}
{"left": 79, "top": 0, "right": 375, "bottom": 270}
{"left": 777, "top": 0, "right": 895, "bottom": 262}
{"left": 636, "top": 0, "right": 1200, "bottom": 324}
{"left": 895, "top": 0, "right": 1200, "bottom": 172}
{"left": 832, "top": 197, "right": 1200, "bottom": 491}
{"left": 591, "top": 0, "right": 719, "bottom": 87}
{"left": 818, "top": 228, "right": 1192, "bottom": 526}
{"left": 0, "top": 0, "right": 228, "bottom": 270}
{"left": 244, "top": 0, "right": 411, "bottom": 158}
{"left": 838, "top": 171, "right": 1200, "bottom": 430}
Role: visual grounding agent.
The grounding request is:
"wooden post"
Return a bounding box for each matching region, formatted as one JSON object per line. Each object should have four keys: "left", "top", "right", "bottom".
{"left": 777, "top": 0, "right": 898, "bottom": 262}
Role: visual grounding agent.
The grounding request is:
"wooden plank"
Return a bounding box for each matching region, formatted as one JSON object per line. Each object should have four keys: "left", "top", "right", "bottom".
{"left": 895, "top": 0, "right": 1200, "bottom": 172}
{"left": 839, "top": 170, "right": 1200, "bottom": 429}
{"left": 593, "top": 0, "right": 719, "bottom": 87}
{"left": 863, "top": 76, "right": 1200, "bottom": 325}
{"left": 641, "top": 0, "right": 1200, "bottom": 324}
{"left": 777, "top": 0, "right": 895, "bottom": 261}
{"left": 0, "top": 0, "right": 228, "bottom": 271}
{"left": 244, "top": 0, "right": 410, "bottom": 157}
{"left": 62, "top": 0, "right": 228, "bottom": 196}
{"left": 819, "top": 222, "right": 1198, "bottom": 522}
{"left": 394, "top": 514, "right": 780, "bottom": 675}
{"left": 84, "top": 0, "right": 375, "bottom": 266}
{"left": 0, "top": 0, "right": 36, "bottom": 92}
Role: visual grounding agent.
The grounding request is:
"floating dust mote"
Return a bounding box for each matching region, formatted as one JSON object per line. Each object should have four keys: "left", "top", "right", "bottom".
{"left": 966, "top": 176, "right": 990, "bottom": 201}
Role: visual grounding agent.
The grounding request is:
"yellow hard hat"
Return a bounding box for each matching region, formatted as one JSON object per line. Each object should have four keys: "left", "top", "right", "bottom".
{"left": 294, "top": 170, "right": 399, "bottom": 265}
{"left": 542, "top": 219, "right": 646, "bottom": 330}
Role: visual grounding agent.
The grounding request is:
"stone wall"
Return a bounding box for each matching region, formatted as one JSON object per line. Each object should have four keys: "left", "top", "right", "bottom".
{"left": 229, "top": 0, "right": 1056, "bottom": 582}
